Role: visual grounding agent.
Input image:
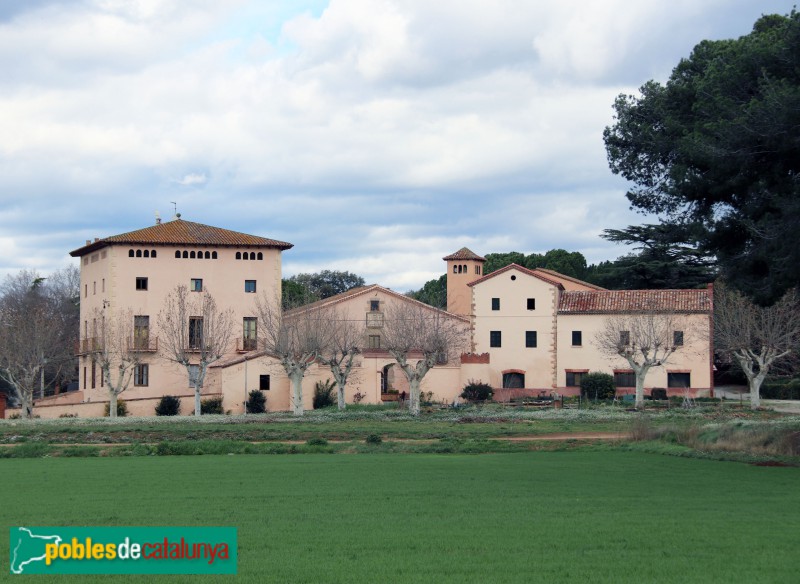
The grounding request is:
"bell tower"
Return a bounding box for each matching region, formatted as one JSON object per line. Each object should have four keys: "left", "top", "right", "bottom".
{"left": 443, "top": 247, "right": 485, "bottom": 316}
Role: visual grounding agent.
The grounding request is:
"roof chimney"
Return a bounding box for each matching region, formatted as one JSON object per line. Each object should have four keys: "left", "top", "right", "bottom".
{"left": 85, "top": 240, "right": 91, "bottom": 246}
{"left": 155, "top": 210, "right": 162, "bottom": 225}
{"left": 94, "top": 238, "right": 99, "bottom": 242}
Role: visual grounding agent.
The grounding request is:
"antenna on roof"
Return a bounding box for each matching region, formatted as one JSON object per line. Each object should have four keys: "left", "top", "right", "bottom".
{"left": 170, "top": 201, "right": 178, "bottom": 219}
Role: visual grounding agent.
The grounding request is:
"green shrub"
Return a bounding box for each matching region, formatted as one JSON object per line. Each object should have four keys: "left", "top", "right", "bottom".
{"left": 306, "top": 437, "right": 328, "bottom": 446}
{"left": 580, "top": 372, "right": 616, "bottom": 401}
{"left": 201, "top": 397, "right": 224, "bottom": 415}
{"left": 313, "top": 379, "right": 337, "bottom": 409}
{"left": 104, "top": 400, "right": 128, "bottom": 417}
{"left": 59, "top": 412, "right": 78, "bottom": 418}
{"left": 461, "top": 379, "right": 493, "bottom": 402}
{"left": 365, "top": 434, "right": 382, "bottom": 444}
{"left": 246, "top": 390, "right": 267, "bottom": 413}
{"left": 760, "top": 379, "right": 800, "bottom": 400}
{"left": 155, "top": 395, "right": 181, "bottom": 416}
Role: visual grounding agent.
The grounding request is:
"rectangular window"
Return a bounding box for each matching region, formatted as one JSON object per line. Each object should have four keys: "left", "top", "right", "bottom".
{"left": 245, "top": 280, "right": 257, "bottom": 293}
{"left": 566, "top": 371, "right": 585, "bottom": 387}
{"left": 475, "top": 265, "right": 481, "bottom": 275}
{"left": 370, "top": 300, "right": 380, "bottom": 312}
{"left": 91, "top": 362, "right": 96, "bottom": 389}
{"left": 135, "top": 277, "right": 148, "bottom": 291}
{"left": 134, "top": 364, "right": 149, "bottom": 387}
{"left": 102, "top": 278, "right": 105, "bottom": 293}
{"left": 93, "top": 281, "right": 96, "bottom": 295}
{"left": 189, "top": 317, "right": 204, "bottom": 349}
{"left": 243, "top": 317, "right": 257, "bottom": 351}
{"left": 190, "top": 278, "right": 203, "bottom": 292}
{"left": 490, "top": 331, "right": 502, "bottom": 348}
{"left": 525, "top": 331, "right": 537, "bottom": 348}
{"left": 368, "top": 335, "right": 381, "bottom": 349}
{"left": 668, "top": 372, "right": 691, "bottom": 388}
{"left": 84, "top": 284, "right": 88, "bottom": 297}
{"left": 527, "top": 298, "right": 535, "bottom": 310}
{"left": 259, "top": 374, "right": 271, "bottom": 391}
{"left": 83, "top": 366, "right": 87, "bottom": 390}
{"left": 188, "top": 364, "right": 202, "bottom": 387}
{"left": 572, "top": 331, "right": 582, "bottom": 346}
{"left": 614, "top": 371, "right": 636, "bottom": 387}
{"left": 133, "top": 315, "right": 150, "bottom": 349}
{"left": 491, "top": 298, "right": 500, "bottom": 311}
{"left": 620, "top": 330, "right": 630, "bottom": 346}
{"left": 673, "top": 330, "right": 684, "bottom": 346}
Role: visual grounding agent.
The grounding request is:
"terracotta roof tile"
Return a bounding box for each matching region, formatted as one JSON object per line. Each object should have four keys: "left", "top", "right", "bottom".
{"left": 443, "top": 247, "right": 486, "bottom": 261}
{"left": 532, "top": 268, "right": 605, "bottom": 291}
{"left": 559, "top": 288, "right": 711, "bottom": 314}
{"left": 70, "top": 219, "right": 293, "bottom": 256}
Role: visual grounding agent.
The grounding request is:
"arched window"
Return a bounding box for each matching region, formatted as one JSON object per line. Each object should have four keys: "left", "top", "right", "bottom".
{"left": 236, "top": 252, "right": 241, "bottom": 260}
{"left": 204, "top": 251, "right": 210, "bottom": 259}
{"left": 250, "top": 252, "right": 256, "bottom": 260}
{"left": 458, "top": 265, "right": 462, "bottom": 274}
{"left": 453, "top": 265, "right": 457, "bottom": 274}
{"left": 462, "top": 264, "right": 467, "bottom": 272}
{"left": 136, "top": 250, "right": 142, "bottom": 257}
{"left": 257, "top": 252, "right": 263, "bottom": 260}
{"left": 151, "top": 250, "right": 157, "bottom": 258}
{"left": 129, "top": 249, "right": 134, "bottom": 257}
{"left": 143, "top": 250, "right": 149, "bottom": 258}
{"left": 175, "top": 251, "right": 181, "bottom": 258}
{"left": 211, "top": 251, "right": 217, "bottom": 259}
{"left": 197, "top": 253, "right": 202, "bottom": 260}
{"left": 183, "top": 251, "right": 189, "bottom": 258}
{"left": 243, "top": 252, "right": 249, "bottom": 260}
{"left": 190, "top": 251, "right": 196, "bottom": 258}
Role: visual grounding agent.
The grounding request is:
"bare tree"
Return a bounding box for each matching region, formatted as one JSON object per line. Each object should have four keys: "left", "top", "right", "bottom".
{"left": 596, "top": 306, "right": 691, "bottom": 409}
{"left": 715, "top": 283, "right": 800, "bottom": 409}
{"left": 256, "top": 293, "right": 330, "bottom": 416}
{"left": 315, "top": 308, "right": 362, "bottom": 410}
{"left": 382, "top": 301, "right": 467, "bottom": 416}
{"left": 158, "top": 285, "right": 234, "bottom": 416}
{"left": 92, "top": 307, "right": 140, "bottom": 418}
{"left": 0, "top": 271, "right": 72, "bottom": 417}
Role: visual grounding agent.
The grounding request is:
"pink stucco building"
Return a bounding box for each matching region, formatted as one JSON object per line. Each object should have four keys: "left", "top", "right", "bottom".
{"left": 11, "top": 220, "right": 713, "bottom": 417}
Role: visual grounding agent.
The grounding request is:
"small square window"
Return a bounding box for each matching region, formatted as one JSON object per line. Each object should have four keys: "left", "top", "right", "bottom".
{"left": 368, "top": 335, "right": 381, "bottom": 349}
{"left": 527, "top": 298, "right": 535, "bottom": 310}
{"left": 370, "top": 300, "right": 380, "bottom": 312}
{"left": 668, "top": 372, "right": 691, "bottom": 388}
{"left": 259, "top": 374, "right": 271, "bottom": 391}
{"left": 673, "top": 331, "right": 684, "bottom": 346}
{"left": 620, "top": 330, "right": 630, "bottom": 346}
{"left": 525, "top": 331, "right": 537, "bottom": 348}
{"left": 572, "top": 331, "right": 582, "bottom": 346}
{"left": 190, "top": 278, "right": 203, "bottom": 292}
{"left": 614, "top": 371, "right": 635, "bottom": 387}
{"left": 245, "top": 280, "right": 257, "bottom": 293}
{"left": 135, "top": 277, "right": 148, "bottom": 291}
{"left": 491, "top": 298, "right": 500, "bottom": 311}
{"left": 490, "top": 331, "right": 502, "bottom": 348}
{"left": 566, "top": 371, "right": 585, "bottom": 387}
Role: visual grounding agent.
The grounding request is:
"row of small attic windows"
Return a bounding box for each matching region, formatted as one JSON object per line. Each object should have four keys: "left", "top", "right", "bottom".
{"left": 453, "top": 264, "right": 481, "bottom": 275}
{"left": 125, "top": 249, "right": 264, "bottom": 260}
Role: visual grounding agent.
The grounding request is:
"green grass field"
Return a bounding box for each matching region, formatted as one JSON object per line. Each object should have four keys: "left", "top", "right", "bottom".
{"left": 2, "top": 452, "right": 798, "bottom": 583}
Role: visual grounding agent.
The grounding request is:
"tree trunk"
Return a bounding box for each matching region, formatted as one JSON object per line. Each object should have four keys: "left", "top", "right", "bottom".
{"left": 109, "top": 393, "right": 118, "bottom": 418}
{"left": 337, "top": 387, "right": 346, "bottom": 410}
{"left": 634, "top": 370, "right": 646, "bottom": 409}
{"left": 289, "top": 371, "right": 304, "bottom": 416}
{"left": 194, "top": 384, "right": 202, "bottom": 416}
{"left": 749, "top": 371, "right": 767, "bottom": 410}
{"left": 408, "top": 378, "right": 421, "bottom": 416}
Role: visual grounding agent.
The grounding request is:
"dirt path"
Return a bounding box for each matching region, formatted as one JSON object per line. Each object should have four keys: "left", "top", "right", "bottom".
{"left": 490, "top": 432, "right": 629, "bottom": 441}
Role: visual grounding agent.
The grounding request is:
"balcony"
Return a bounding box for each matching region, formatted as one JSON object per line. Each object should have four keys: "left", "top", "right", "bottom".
{"left": 128, "top": 337, "right": 158, "bottom": 352}
{"left": 366, "top": 312, "right": 384, "bottom": 328}
{"left": 75, "top": 338, "right": 100, "bottom": 356}
{"left": 237, "top": 338, "right": 258, "bottom": 353}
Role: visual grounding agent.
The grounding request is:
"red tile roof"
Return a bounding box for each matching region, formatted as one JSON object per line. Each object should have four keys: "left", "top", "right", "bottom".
{"left": 558, "top": 288, "right": 711, "bottom": 314}
{"left": 443, "top": 247, "right": 486, "bottom": 261}
{"left": 532, "top": 268, "right": 605, "bottom": 291}
{"left": 69, "top": 219, "right": 293, "bottom": 256}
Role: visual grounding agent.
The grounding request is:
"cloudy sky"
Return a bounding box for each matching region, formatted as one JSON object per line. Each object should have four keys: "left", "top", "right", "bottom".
{"left": 0, "top": 0, "right": 794, "bottom": 290}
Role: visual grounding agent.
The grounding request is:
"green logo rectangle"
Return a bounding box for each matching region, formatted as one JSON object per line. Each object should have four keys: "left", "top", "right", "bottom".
{"left": 10, "top": 527, "right": 237, "bottom": 574}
